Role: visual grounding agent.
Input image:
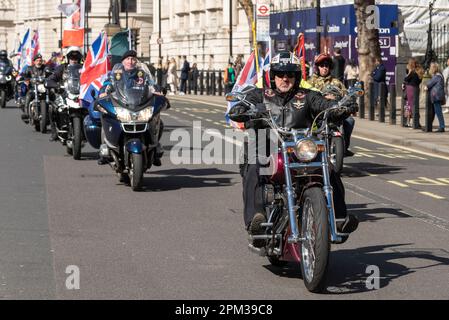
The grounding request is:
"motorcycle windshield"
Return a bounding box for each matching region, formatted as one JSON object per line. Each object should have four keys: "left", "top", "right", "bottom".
{"left": 0, "top": 62, "right": 11, "bottom": 75}
{"left": 113, "top": 69, "right": 153, "bottom": 111}
{"left": 64, "top": 64, "right": 82, "bottom": 95}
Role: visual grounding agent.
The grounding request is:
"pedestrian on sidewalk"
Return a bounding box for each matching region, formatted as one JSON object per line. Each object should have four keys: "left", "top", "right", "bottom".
{"left": 442, "top": 57, "right": 449, "bottom": 114}
{"left": 223, "top": 62, "right": 236, "bottom": 94}
{"left": 344, "top": 58, "right": 359, "bottom": 88}
{"left": 371, "top": 57, "right": 387, "bottom": 110}
{"left": 190, "top": 62, "right": 199, "bottom": 94}
{"left": 180, "top": 55, "right": 190, "bottom": 95}
{"left": 167, "top": 57, "right": 178, "bottom": 96}
{"left": 425, "top": 62, "right": 446, "bottom": 132}
{"left": 403, "top": 58, "right": 422, "bottom": 128}
{"left": 331, "top": 48, "right": 346, "bottom": 83}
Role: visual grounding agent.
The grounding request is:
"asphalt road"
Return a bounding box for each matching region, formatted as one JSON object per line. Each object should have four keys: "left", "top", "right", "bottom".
{"left": 0, "top": 97, "right": 448, "bottom": 300}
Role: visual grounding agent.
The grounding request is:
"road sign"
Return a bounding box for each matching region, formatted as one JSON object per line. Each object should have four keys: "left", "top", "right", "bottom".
{"left": 257, "top": 4, "right": 270, "bottom": 17}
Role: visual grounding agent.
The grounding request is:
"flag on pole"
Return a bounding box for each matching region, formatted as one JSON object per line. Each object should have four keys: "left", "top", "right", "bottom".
{"left": 16, "top": 29, "right": 30, "bottom": 72}
{"left": 80, "top": 32, "right": 111, "bottom": 104}
{"left": 59, "top": 0, "right": 85, "bottom": 48}
{"left": 293, "top": 33, "right": 307, "bottom": 80}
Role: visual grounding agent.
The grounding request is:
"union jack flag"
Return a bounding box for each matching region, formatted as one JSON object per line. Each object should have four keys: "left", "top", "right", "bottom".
{"left": 80, "top": 32, "right": 111, "bottom": 103}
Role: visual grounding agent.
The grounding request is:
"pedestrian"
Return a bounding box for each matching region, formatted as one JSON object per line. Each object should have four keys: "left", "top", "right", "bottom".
{"left": 402, "top": 58, "right": 422, "bottom": 128}
{"left": 344, "top": 58, "right": 359, "bottom": 88}
{"left": 442, "top": 57, "right": 449, "bottom": 114}
{"left": 234, "top": 54, "right": 244, "bottom": 79}
{"left": 180, "top": 55, "right": 190, "bottom": 95}
{"left": 166, "top": 57, "right": 178, "bottom": 95}
{"left": 371, "top": 57, "right": 387, "bottom": 110}
{"left": 223, "top": 62, "right": 236, "bottom": 94}
{"left": 331, "top": 48, "right": 345, "bottom": 82}
{"left": 425, "top": 62, "right": 446, "bottom": 132}
{"left": 190, "top": 62, "right": 199, "bottom": 94}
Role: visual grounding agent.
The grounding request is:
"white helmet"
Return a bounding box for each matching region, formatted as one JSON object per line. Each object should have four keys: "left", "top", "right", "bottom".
{"left": 66, "top": 46, "right": 82, "bottom": 61}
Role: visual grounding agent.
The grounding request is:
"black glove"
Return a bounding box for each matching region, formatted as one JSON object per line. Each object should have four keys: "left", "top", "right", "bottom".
{"left": 346, "top": 103, "right": 359, "bottom": 115}
{"left": 228, "top": 104, "right": 250, "bottom": 122}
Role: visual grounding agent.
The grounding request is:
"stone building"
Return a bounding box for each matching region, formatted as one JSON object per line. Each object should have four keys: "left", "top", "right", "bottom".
{"left": 0, "top": 0, "right": 15, "bottom": 53}
{"left": 150, "top": 0, "right": 252, "bottom": 70}
{"left": 12, "top": 0, "right": 152, "bottom": 59}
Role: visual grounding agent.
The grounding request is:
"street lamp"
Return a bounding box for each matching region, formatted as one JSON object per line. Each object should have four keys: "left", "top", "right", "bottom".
{"left": 423, "top": 0, "right": 437, "bottom": 70}
{"left": 229, "top": 0, "right": 233, "bottom": 61}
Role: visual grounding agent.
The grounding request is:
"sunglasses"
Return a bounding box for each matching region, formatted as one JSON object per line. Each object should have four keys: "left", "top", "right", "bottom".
{"left": 275, "top": 71, "right": 296, "bottom": 78}
{"left": 318, "top": 63, "right": 330, "bottom": 68}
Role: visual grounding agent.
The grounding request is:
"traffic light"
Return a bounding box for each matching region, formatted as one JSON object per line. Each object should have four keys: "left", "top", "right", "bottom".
{"left": 131, "top": 29, "right": 140, "bottom": 50}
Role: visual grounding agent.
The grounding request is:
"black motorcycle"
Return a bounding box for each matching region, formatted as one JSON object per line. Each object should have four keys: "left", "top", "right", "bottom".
{"left": 27, "top": 75, "right": 50, "bottom": 133}
{"left": 0, "top": 63, "right": 15, "bottom": 109}
{"left": 48, "top": 64, "right": 86, "bottom": 159}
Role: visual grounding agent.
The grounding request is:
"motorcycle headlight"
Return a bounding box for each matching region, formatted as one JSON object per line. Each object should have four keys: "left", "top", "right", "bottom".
{"left": 294, "top": 139, "right": 318, "bottom": 162}
{"left": 5, "top": 75, "right": 11, "bottom": 81}
{"left": 38, "top": 84, "right": 46, "bottom": 93}
{"left": 115, "top": 106, "right": 153, "bottom": 122}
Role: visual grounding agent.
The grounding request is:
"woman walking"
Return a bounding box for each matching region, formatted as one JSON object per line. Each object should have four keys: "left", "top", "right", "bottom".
{"left": 167, "top": 57, "right": 178, "bottom": 95}
{"left": 426, "top": 62, "right": 446, "bottom": 132}
{"left": 403, "top": 58, "right": 422, "bottom": 127}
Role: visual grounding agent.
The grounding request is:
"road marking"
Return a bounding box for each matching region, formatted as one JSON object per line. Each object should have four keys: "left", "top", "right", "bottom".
{"left": 387, "top": 181, "right": 409, "bottom": 188}
{"left": 405, "top": 177, "right": 449, "bottom": 186}
{"left": 169, "top": 96, "right": 227, "bottom": 108}
{"left": 354, "top": 146, "right": 372, "bottom": 151}
{"left": 419, "top": 192, "right": 446, "bottom": 200}
{"left": 352, "top": 135, "right": 449, "bottom": 161}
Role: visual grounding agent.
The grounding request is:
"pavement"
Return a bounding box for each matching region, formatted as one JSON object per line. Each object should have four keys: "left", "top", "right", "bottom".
{"left": 169, "top": 92, "right": 449, "bottom": 158}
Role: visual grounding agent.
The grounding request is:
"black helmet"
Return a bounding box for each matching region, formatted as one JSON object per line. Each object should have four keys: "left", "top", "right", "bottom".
{"left": 269, "top": 51, "right": 302, "bottom": 90}
{"left": 0, "top": 50, "right": 7, "bottom": 59}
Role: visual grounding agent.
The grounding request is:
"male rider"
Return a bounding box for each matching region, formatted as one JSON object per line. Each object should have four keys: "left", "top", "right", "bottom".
{"left": 0, "top": 50, "right": 15, "bottom": 104}
{"left": 21, "top": 54, "right": 48, "bottom": 122}
{"left": 228, "top": 51, "right": 359, "bottom": 248}
{"left": 46, "top": 46, "right": 83, "bottom": 141}
{"left": 98, "top": 50, "right": 165, "bottom": 167}
{"left": 309, "top": 53, "right": 356, "bottom": 157}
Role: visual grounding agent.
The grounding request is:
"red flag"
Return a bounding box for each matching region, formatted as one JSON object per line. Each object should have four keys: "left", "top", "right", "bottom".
{"left": 293, "top": 33, "right": 307, "bottom": 80}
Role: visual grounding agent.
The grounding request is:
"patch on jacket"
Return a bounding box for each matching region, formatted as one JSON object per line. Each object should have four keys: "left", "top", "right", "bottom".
{"left": 264, "top": 89, "right": 276, "bottom": 97}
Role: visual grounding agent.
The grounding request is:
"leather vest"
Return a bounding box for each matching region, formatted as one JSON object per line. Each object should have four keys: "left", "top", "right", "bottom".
{"left": 262, "top": 90, "right": 312, "bottom": 129}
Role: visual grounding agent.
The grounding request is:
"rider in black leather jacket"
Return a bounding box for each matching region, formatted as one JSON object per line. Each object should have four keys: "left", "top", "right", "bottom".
{"left": 228, "top": 51, "right": 358, "bottom": 247}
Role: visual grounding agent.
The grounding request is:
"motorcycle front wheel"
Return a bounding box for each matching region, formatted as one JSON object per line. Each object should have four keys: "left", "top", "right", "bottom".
{"left": 330, "top": 136, "right": 344, "bottom": 174}
{"left": 300, "top": 187, "right": 330, "bottom": 293}
{"left": 129, "top": 153, "right": 144, "bottom": 191}
{"left": 40, "top": 101, "right": 48, "bottom": 133}
{"left": 72, "top": 117, "right": 82, "bottom": 160}
{"left": 0, "top": 90, "right": 5, "bottom": 108}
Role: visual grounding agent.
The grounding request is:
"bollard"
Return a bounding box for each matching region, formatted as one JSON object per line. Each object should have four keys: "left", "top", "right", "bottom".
{"left": 359, "top": 81, "right": 365, "bottom": 119}
{"left": 389, "top": 84, "right": 396, "bottom": 125}
{"left": 206, "top": 71, "right": 210, "bottom": 95}
{"left": 218, "top": 71, "right": 223, "bottom": 96}
{"left": 200, "top": 71, "right": 204, "bottom": 95}
{"left": 212, "top": 71, "right": 216, "bottom": 95}
{"left": 369, "top": 82, "right": 375, "bottom": 121}
{"left": 194, "top": 75, "right": 198, "bottom": 95}
{"left": 412, "top": 85, "right": 420, "bottom": 129}
{"left": 379, "top": 82, "right": 386, "bottom": 123}
{"left": 188, "top": 75, "right": 192, "bottom": 94}
{"left": 424, "top": 89, "right": 434, "bottom": 132}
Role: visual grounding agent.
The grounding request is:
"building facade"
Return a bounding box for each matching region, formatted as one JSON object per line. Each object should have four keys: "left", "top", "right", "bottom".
{"left": 12, "top": 0, "right": 152, "bottom": 60}
{"left": 150, "top": 0, "right": 252, "bottom": 70}
{"left": 0, "top": 0, "right": 16, "bottom": 54}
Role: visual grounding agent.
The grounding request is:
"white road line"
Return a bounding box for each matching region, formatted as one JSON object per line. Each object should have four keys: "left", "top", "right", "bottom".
{"left": 419, "top": 192, "right": 446, "bottom": 200}
{"left": 387, "top": 181, "right": 409, "bottom": 188}
{"left": 169, "top": 96, "right": 227, "bottom": 108}
{"left": 352, "top": 134, "right": 449, "bottom": 161}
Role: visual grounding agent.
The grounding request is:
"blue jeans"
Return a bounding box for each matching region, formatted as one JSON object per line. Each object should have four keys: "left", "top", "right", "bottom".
{"left": 433, "top": 101, "right": 446, "bottom": 129}
{"left": 343, "top": 116, "right": 355, "bottom": 149}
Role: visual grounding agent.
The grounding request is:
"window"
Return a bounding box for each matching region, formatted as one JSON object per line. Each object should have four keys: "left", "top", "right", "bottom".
{"left": 120, "top": 0, "right": 137, "bottom": 13}
{"left": 85, "top": 0, "right": 91, "bottom": 13}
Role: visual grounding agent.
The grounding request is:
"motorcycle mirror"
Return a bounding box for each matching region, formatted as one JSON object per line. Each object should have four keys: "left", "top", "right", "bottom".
{"left": 225, "top": 92, "right": 242, "bottom": 102}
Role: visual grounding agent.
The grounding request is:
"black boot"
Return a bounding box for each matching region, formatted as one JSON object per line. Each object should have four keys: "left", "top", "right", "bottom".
{"left": 337, "top": 214, "right": 359, "bottom": 234}
{"left": 247, "top": 212, "right": 267, "bottom": 248}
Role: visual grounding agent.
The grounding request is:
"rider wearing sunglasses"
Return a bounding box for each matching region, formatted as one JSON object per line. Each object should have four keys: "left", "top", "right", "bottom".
{"left": 310, "top": 53, "right": 356, "bottom": 157}
{"left": 228, "top": 51, "right": 359, "bottom": 248}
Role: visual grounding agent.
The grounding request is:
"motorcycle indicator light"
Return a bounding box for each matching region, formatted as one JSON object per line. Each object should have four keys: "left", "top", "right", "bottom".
{"left": 295, "top": 139, "right": 318, "bottom": 162}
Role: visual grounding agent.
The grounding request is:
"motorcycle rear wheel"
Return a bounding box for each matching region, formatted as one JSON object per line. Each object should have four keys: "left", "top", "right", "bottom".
{"left": 129, "top": 153, "right": 144, "bottom": 191}
{"left": 300, "top": 187, "right": 330, "bottom": 293}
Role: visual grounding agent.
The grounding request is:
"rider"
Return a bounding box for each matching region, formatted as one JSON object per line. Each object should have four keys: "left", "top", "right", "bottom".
{"left": 46, "top": 46, "right": 83, "bottom": 141}
{"left": 309, "top": 53, "right": 356, "bottom": 157}
{"left": 98, "top": 49, "right": 165, "bottom": 166}
{"left": 228, "top": 51, "right": 359, "bottom": 247}
{"left": 0, "top": 50, "right": 15, "bottom": 101}
{"left": 21, "top": 53, "right": 48, "bottom": 122}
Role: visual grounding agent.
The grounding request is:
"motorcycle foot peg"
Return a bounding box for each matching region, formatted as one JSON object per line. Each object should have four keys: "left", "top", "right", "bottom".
{"left": 260, "top": 222, "right": 273, "bottom": 228}
{"left": 287, "top": 235, "right": 305, "bottom": 244}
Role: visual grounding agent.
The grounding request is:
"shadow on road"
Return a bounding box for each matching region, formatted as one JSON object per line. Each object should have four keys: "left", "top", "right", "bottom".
{"left": 263, "top": 243, "right": 449, "bottom": 295}
{"left": 347, "top": 203, "right": 411, "bottom": 223}
{"left": 138, "top": 167, "right": 238, "bottom": 191}
{"left": 342, "top": 162, "right": 404, "bottom": 178}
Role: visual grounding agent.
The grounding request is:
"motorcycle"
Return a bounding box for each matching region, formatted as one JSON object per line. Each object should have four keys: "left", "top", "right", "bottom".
{"left": 27, "top": 75, "right": 50, "bottom": 133}
{"left": 48, "top": 64, "right": 86, "bottom": 159}
{"left": 226, "top": 83, "right": 363, "bottom": 293}
{"left": 0, "top": 63, "right": 15, "bottom": 109}
{"left": 94, "top": 72, "right": 169, "bottom": 191}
